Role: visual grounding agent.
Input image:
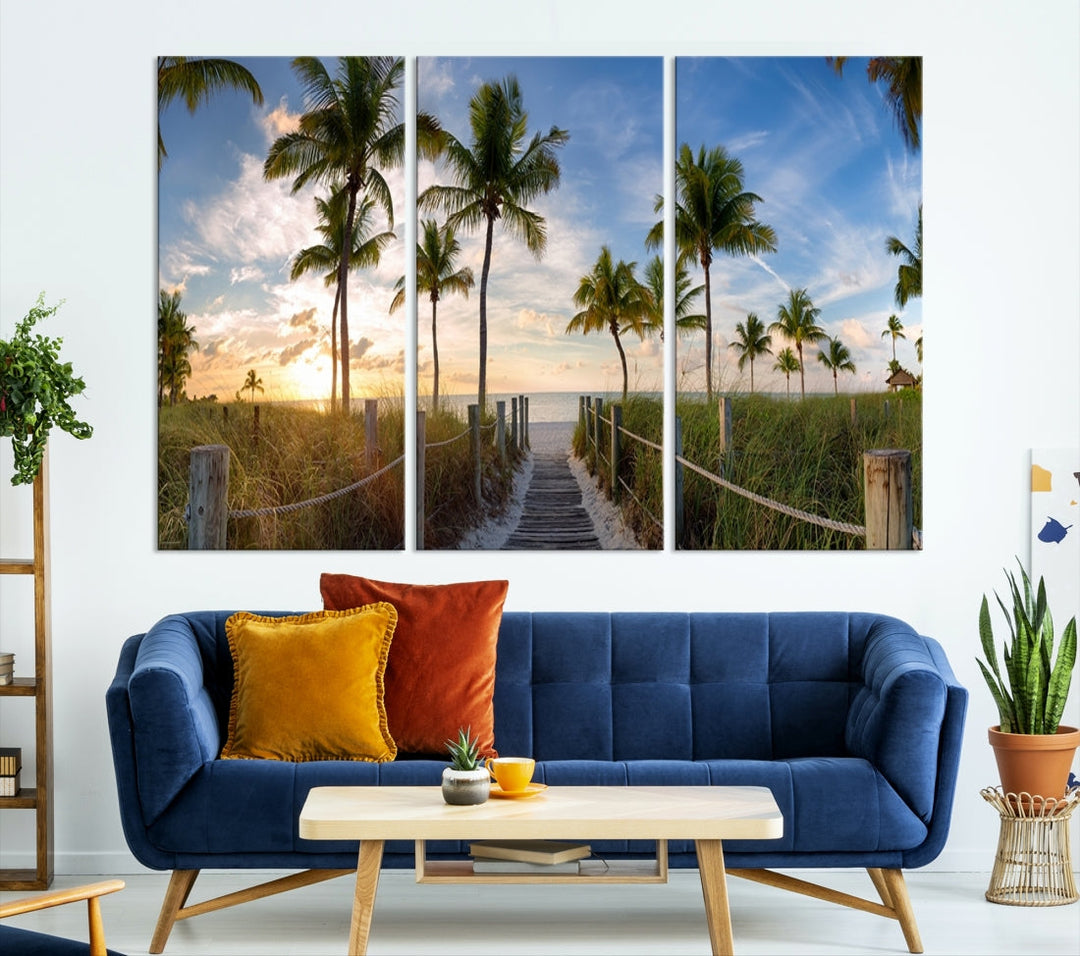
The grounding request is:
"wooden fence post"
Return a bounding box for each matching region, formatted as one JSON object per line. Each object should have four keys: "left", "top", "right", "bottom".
{"left": 578, "top": 395, "right": 585, "bottom": 429}
{"left": 496, "top": 400, "right": 507, "bottom": 468}
{"left": 518, "top": 394, "right": 526, "bottom": 450}
{"left": 253, "top": 404, "right": 260, "bottom": 444}
{"left": 674, "top": 417, "right": 685, "bottom": 549}
{"left": 511, "top": 397, "right": 519, "bottom": 449}
{"left": 584, "top": 397, "right": 594, "bottom": 474}
{"left": 610, "top": 404, "right": 622, "bottom": 504}
{"left": 365, "top": 399, "right": 378, "bottom": 470}
{"left": 718, "top": 396, "right": 732, "bottom": 476}
{"left": 863, "top": 449, "right": 912, "bottom": 549}
{"left": 416, "top": 410, "right": 426, "bottom": 550}
{"left": 468, "top": 403, "right": 482, "bottom": 506}
{"left": 850, "top": 397, "right": 857, "bottom": 426}
{"left": 188, "top": 445, "right": 230, "bottom": 550}
{"left": 523, "top": 396, "right": 529, "bottom": 449}
{"left": 593, "top": 398, "right": 604, "bottom": 478}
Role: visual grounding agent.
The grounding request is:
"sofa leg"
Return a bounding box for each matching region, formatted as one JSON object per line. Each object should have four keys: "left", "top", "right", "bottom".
{"left": 149, "top": 869, "right": 199, "bottom": 954}
{"left": 872, "top": 868, "right": 923, "bottom": 954}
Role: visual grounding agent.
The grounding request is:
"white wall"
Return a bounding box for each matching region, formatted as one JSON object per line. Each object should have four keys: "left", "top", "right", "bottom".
{"left": 1, "top": 0, "right": 1077, "bottom": 873}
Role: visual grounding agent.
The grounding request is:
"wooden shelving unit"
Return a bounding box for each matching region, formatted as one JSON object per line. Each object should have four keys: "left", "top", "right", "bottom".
{"left": 0, "top": 450, "right": 54, "bottom": 889}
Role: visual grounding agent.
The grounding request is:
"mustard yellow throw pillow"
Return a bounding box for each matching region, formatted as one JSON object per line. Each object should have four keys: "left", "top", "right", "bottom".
{"left": 221, "top": 605, "right": 398, "bottom": 762}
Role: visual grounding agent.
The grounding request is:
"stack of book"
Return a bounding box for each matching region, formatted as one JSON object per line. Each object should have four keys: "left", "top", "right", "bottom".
{"left": 0, "top": 747, "right": 21, "bottom": 797}
{"left": 468, "top": 840, "right": 591, "bottom": 874}
{"left": 0, "top": 651, "right": 13, "bottom": 685}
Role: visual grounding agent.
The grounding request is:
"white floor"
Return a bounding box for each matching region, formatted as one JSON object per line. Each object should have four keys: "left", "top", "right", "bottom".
{"left": 3, "top": 869, "right": 1079, "bottom": 955}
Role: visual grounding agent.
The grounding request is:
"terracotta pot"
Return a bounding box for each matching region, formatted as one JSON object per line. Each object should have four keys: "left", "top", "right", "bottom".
{"left": 988, "top": 725, "right": 1080, "bottom": 801}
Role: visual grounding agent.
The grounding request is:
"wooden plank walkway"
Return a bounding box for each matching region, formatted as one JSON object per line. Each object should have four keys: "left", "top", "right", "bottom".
{"left": 501, "top": 448, "right": 602, "bottom": 550}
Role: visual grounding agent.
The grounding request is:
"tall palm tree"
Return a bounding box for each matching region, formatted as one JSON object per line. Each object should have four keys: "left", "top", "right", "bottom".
{"left": 390, "top": 220, "right": 475, "bottom": 411}
{"left": 419, "top": 76, "right": 568, "bottom": 409}
{"left": 265, "top": 57, "right": 441, "bottom": 413}
{"left": 728, "top": 312, "right": 772, "bottom": 394}
{"left": 887, "top": 205, "right": 922, "bottom": 307}
{"left": 817, "top": 336, "right": 857, "bottom": 395}
{"left": 773, "top": 347, "right": 800, "bottom": 400}
{"left": 566, "top": 247, "right": 651, "bottom": 402}
{"left": 157, "top": 289, "right": 198, "bottom": 407}
{"left": 769, "top": 288, "right": 826, "bottom": 398}
{"left": 290, "top": 189, "right": 395, "bottom": 413}
{"left": 641, "top": 255, "right": 706, "bottom": 342}
{"left": 881, "top": 314, "right": 906, "bottom": 362}
{"left": 243, "top": 369, "right": 264, "bottom": 403}
{"left": 158, "top": 57, "right": 263, "bottom": 169}
{"left": 646, "top": 143, "right": 777, "bottom": 400}
{"left": 827, "top": 57, "right": 922, "bottom": 152}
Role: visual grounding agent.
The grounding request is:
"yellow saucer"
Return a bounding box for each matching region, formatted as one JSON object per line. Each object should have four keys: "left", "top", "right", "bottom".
{"left": 490, "top": 783, "right": 548, "bottom": 799}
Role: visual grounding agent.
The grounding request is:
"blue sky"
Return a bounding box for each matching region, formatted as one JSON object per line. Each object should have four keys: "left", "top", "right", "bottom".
{"left": 157, "top": 55, "right": 920, "bottom": 403}
{"left": 676, "top": 57, "right": 922, "bottom": 395}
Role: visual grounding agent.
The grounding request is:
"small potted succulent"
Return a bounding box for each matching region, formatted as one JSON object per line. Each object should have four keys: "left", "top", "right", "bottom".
{"left": 977, "top": 559, "right": 1078, "bottom": 801}
{"left": 441, "top": 727, "right": 490, "bottom": 806}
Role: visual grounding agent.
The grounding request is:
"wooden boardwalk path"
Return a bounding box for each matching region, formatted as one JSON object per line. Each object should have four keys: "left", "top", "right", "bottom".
{"left": 501, "top": 447, "right": 602, "bottom": 550}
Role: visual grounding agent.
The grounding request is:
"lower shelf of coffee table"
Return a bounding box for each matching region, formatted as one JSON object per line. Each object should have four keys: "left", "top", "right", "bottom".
{"left": 414, "top": 839, "right": 668, "bottom": 884}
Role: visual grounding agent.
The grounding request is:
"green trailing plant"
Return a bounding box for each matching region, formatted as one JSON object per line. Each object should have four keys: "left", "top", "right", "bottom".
{"left": 977, "top": 559, "right": 1077, "bottom": 734}
{"left": 1, "top": 293, "right": 93, "bottom": 485}
{"left": 445, "top": 726, "right": 481, "bottom": 771}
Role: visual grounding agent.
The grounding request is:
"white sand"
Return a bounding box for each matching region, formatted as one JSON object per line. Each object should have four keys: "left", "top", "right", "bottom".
{"left": 457, "top": 422, "right": 642, "bottom": 550}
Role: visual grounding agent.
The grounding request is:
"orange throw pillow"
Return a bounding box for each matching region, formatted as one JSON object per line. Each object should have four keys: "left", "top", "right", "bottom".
{"left": 320, "top": 574, "right": 508, "bottom": 757}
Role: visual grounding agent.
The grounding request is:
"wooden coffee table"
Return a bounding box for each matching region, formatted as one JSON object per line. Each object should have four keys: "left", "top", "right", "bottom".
{"left": 299, "top": 785, "right": 783, "bottom": 955}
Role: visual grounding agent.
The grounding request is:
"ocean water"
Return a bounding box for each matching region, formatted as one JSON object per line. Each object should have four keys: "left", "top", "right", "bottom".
{"left": 436, "top": 391, "right": 663, "bottom": 423}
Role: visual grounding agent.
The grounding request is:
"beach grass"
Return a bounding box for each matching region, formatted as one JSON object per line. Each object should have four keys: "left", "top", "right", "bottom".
{"left": 158, "top": 399, "right": 405, "bottom": 550}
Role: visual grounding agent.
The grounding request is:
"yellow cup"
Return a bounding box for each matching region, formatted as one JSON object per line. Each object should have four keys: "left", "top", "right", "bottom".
{"left": 486, "top": 756, "right": 535, "bottom": 792}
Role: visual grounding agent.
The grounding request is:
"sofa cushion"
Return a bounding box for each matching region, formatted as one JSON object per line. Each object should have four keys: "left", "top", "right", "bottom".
{"left": 320, "top": 574, "right": 507, "bottom": 757}
{"left": 220, "top": 607, "right": 398, "bottom": 763}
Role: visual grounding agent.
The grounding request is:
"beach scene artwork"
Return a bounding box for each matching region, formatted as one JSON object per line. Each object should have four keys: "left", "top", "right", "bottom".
{"left": 416, "top": 57, "right": 664, "bottom": 550}
{"left": 673, "top": 57, "right": 923, "bottom": 550}
{"left": 157, "top": 56, "right": 407, "bottom": 550}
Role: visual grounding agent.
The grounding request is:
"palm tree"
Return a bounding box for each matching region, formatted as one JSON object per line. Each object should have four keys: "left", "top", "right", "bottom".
{"left": 290, "top": 189, "right": 395, "bottom": 413}
{"left": 817, "top": 336, "right": 857, "bottom": 395}
{"left": 566, "top": 247, "right": 651, "bottom": 402}
{"left": 728, "top": 312, "right": 772, "bottom": 394}
{"left": 646, "top": 143, "right": 777, "bottom": 400}
{"left": 157, "top": 289, "right": 198, "bottom": 407}
{"left": 419, "top": 76, "right": 568, "bottom": 409}
{"left": 158, "top": 57, "right": 263, "bottom": 169}
{"left": 827, "top": 57, "right": 922, "bottom": 152}
{"left": 265, "top": 57, "right": 441, "bottom": 414}
{"left": 641, "top": 256, "right": 706, "bottom": 341}
{"left": 887, "top": 205, "right": 922, "bottom": 307}
{"left": 773, "top": 347, "right": 800, "bottom": 399}
{"left": 881, "top": 314, "right": 906, "bottom": 362}
{"left": 390, "top": 220, "right": 475, "bottom": 411}
{"left": 242, "top": 369, "right": 264, "bottom": 403}
{"left": 769, "top": 288, "right": 826, "bottom": 398}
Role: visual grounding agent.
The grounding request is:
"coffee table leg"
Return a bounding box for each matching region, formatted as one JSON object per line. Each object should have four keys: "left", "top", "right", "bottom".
{"left": 696, "top": 839, "right": 734, "bottom": 956}
{"left": 348, "top": 839, "right": 384, "bottom": 955}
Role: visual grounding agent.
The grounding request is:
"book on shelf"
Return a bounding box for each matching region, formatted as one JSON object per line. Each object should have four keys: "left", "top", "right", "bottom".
{"left": 0, "top": 747, "right": 22, "bottom": 776}
{"left": 0, "top": 770, "right": 21, "bottom": 797}
{"left": 468, "top": 840, "right": 591, "bottom": 865}
{"left": 0, "top": 651, "right": 14, "bottom": 665}
{"left": 472, "top": 858, "right": 581, "bottom": 874}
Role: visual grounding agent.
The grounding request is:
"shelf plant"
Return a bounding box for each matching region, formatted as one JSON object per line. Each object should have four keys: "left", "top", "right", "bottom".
{"left": 0, "top": 293, "right": 92, "bottom": 485}
{"left": 977, "top": 559, "right": 1078, "bottom": 799}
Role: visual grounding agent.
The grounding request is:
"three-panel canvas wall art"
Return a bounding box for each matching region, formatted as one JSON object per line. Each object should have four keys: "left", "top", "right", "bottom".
{"left": 157, "top": 55, "right": 923, "bottom": 552}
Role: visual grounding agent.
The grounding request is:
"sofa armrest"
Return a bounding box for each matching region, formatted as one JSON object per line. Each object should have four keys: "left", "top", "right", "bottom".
{"left": 845, "top": 618, "right": 949, "bottom": 822}
{"left": 127, "top": 615, "right": 223, "bottom": 824}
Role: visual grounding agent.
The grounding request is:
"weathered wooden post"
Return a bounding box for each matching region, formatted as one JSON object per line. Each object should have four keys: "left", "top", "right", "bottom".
{"left": 188, "top": 445, "right": 230, "bottom": 550}
{"left": 578, "top": 395, "right": 585, "bottom": 429}
{"left": 496, "top": 400, "right": 507, "bottom": 468}
{"left": 511, "top": 397, "right": 519, "bottom": 449}
{"left": 718, "top": 396, "right": 732, "bottom": 477}
{"left": 850, "top": 397, "right": 857, "bottom": 426}
{"left": 223, "top": 405, "right": 229, "bottom": 422}
{"left": 252, "top": 404, "right": 260, "bottom": 444}
{"left": 674, "top": 417, "right": 684, "bottom": 548}
{"left": 593, "top": 398, "right": 604, "bottom": 478}
{"left": 416, "top": 410, "right": 426, "bottom": 550}
{"left": 364, "top": 399, "right": 379, "bottom": 470}
{"left": 863, "top": 449, "right": 913, "bottom": 550}
{"left": 468, "top": 403, "right": 482, "bottom": 506}
{"left": 584, "top": 397, "right": 594, "bottom": 474}
{"left": 610, "top": 403, "right": 622, "bottom": 504}
{"left": 518, "top": 394, "right": 526, "bottom": 450}
{"left": 523, "top": 396, "right": 530, "bottom": 449}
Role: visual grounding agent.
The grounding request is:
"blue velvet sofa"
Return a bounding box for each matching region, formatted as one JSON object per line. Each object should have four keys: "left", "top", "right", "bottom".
{"left": 107, "top": 610, "right": 966, "bottom": 953}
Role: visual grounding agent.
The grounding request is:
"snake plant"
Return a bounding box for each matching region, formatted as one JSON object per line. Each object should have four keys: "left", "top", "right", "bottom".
{"left": 977, "top": 559, "right": 1077, "bottom": 734}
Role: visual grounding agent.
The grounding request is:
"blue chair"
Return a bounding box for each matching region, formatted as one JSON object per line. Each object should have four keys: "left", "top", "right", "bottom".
{"left": 0, "top": 880, "right": 125, "bottom": 955}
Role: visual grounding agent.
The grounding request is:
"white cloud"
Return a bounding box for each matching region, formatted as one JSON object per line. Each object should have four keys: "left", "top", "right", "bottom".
{"left": 230, "top": 265, "right": 265, "bottom": 285}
